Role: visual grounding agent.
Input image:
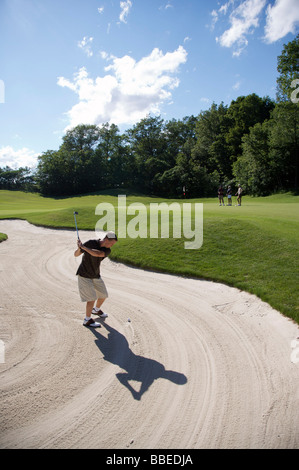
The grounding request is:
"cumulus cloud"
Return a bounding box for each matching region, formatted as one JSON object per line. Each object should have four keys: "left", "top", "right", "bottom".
{"left": 213, "top": 0, "right": 298, "bottom": 56}
{"left": 57, "top": 46, "right": 187, "bottom": 130}
{"left": 0, "top": 146, "right": 39, "bottom": 169}
{"left": 264, "top": 0, "right": 299, "bottom": 43}
{"left": 216, "top": 0, "right": 267, "bottom": 56}
{"left": 78, "top": 36, "right": 93, "bottom": 57}
{"left": 119, "top": 0, "right": 132, "bottom": 23}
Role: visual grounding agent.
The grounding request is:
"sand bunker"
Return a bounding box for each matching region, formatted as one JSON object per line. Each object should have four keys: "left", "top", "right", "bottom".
{"left": 0, "top": 220, "right": 298, "bottom": 449}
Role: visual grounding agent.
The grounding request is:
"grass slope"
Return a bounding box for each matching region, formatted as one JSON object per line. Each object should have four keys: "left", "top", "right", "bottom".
{"left": 0, "top": 190, "right": 298, "bottom": 324}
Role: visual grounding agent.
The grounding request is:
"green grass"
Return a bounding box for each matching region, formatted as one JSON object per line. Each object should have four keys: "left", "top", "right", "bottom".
{"left": 0, "top": 190, "right": 298, "bottom": 324}
{"left": 0, "top": 233, "right": 7, "bottom": 242}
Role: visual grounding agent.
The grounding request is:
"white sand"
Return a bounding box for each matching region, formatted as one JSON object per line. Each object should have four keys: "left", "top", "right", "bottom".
{"left": 0, "top": 219, "right": 298, "bottom": 449}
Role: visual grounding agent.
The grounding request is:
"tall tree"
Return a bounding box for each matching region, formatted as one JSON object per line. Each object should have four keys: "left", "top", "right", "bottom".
{"left": 226, "top": 94, "right": 275, "bottom": 161}
{"left": 37, "top": 150, "right": 69, "bottom": 195}
{"left": 269, "top": 102, "right": 299, "bottom": 191}
{"left": 96, "top": 123, "right": 134, "bottom": 189}
{"left": 37, "top": 125, "right": 103, "bottom": 195}
{"left": 233, "top": 120, "right": 273, "bottom": 195}
{"left": 276, "top": 34, "right": 299, "bottom": 102}
{"left": 126, "top": 115, "right": 168, "bottom": 191}
{"left": 59, "top": 124, "right": 102, "bottom": 194}
{"left": 192, "top": 102, "right": 231, "bottom": 179}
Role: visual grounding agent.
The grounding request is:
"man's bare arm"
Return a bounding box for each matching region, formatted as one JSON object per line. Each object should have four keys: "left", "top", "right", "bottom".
{"left": 74, "top": 240, "right": 105, "bottom": 258}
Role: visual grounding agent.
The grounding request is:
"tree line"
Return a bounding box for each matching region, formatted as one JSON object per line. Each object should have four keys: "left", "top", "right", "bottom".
{"left": 1, "top": 35, "right": 298, "bottom": 198}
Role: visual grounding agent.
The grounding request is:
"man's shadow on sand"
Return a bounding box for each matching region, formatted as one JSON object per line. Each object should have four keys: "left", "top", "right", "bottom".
{"left": 90, "top": 322, "right": 187, "bottom": 400}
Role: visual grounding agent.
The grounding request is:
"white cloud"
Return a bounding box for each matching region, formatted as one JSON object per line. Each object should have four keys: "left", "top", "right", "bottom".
{"left": 219, "top": 0, "right": 235, "bottom": 16}
{"left": 119, "top": 0, "right": 132, "bottom": 24}
{"left": 165, "top": 2, "right": 173, "bottom": 9}
{"left": 98, "top": 6, "right": 104, "bottom": 14}
{"left": 100, "top": 50, "right": 109, "bottom": 60}
{"left": 264, "top": 0, "right": 299, "bottom": 43}
{"left": 210, "top": 10, "right": 219, "bottom": 31}
{"left": 213, "top": 0, "right": 298, "bottom": 55}
{"left": 215, "top": 0, "right": 267, "bottom": 56}
{"left": 0, "top": 146, "right": 39, "bottom": 169}
{"left": 57, "top": 46, "right": 187, "bottom": 130}
{"left": 159, "top": 2, "right": 173, "bottom": 10}
{"left": 210, "top": 0, "right": 235, "bottom": 30}
{"left": 78, "top": 36, "right": 93, "bottom": 57}
{"left": 233, "top": 80, "right": 241, "bottom": 89}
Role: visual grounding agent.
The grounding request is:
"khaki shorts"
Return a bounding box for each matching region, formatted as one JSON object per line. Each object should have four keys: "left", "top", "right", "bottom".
{"left": 77, "top": 275, "right": 108, "bottom": 302}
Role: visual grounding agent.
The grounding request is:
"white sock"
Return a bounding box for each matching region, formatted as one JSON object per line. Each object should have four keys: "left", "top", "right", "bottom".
{"left": 94, "top": 306, "right": 100, "bottom": 311}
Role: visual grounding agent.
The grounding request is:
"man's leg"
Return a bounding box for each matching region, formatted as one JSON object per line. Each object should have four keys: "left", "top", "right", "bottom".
{"left": 95, "top": 298, "right": 105, "bottom": 310}
{"left": 83, "top": 300, "right": 101, "bottom": 327}
{"left": 86, "top": 300, "right": 94, "bottom": 319}
{"left": 92, "top": 298, "right": 108, "bottom": 318}
{"left": 92, "top": 279, "right": 109, "bottom": 317}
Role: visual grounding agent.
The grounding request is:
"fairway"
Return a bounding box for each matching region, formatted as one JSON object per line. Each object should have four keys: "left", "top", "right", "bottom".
{"left": 0, "top": 190, "right": 299, "bottom": 324}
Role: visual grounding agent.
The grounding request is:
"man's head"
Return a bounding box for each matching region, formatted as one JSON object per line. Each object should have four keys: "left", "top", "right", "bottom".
{"left": 100, "top": 231, "right": 118, "bottom": 247}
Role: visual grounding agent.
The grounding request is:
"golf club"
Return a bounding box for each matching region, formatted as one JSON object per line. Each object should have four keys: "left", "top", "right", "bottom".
{"left": 73, "top": 211, "right": 79, "bottom": 240}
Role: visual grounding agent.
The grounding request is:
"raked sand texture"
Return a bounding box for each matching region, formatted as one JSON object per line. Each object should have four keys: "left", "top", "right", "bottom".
{"left": 0, "top": 220, "right": 298, "bottom": 449}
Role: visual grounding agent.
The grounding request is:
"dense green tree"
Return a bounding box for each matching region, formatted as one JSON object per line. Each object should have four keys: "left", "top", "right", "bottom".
{"left": 234, "top": 102, "right": 299, "bottom": 194}
{"left": 233, "top": 120, "right": 272, "bottom": 195}
{"left": 0, "top": 166, "right": 35, "bottom": 191}
{"left": 59, "top": 124, "right": 102, "bottom": 194}
{"left": 269, "top": 102, "right": 299, "bottom": 191}
{"left": 37, "top": 125, "right": 103, "bottom": 195}
{"left": 276, "top": 34, "right": 299, "bottom": 102}
{"left": 37, "top": 150, "right": 68, "bottom": 195}
{"left": 125, "top": 115, "right": 168, "bottom": 191}
{"left": 152, "top": 116, "right": 198, "bottom": 197}
{"left": 192, "top": 103, "right": 231, "bottom": 181}
{"left": 96, "top": 123, "right": 134, "bottom": 189}
{"left": 226, "top": 94, "right": 275, "bottom": 161}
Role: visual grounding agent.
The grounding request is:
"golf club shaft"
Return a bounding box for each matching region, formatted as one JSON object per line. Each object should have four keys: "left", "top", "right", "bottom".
{"left": 73, "top": 212, "right": 79, "bottom": 240}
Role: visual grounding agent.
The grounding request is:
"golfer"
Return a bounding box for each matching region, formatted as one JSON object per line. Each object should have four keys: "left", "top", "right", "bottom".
{"left": 74, "top": 231, "right": 118, "bottom": 328}
{"left": 218, "top": 185, "right": 224, "bottom": 206}
{"left": 236, "top": 184, "right": 243, "bottom": 206}
{"left": 226, "top": 185, "right": 232, "bottom": 206}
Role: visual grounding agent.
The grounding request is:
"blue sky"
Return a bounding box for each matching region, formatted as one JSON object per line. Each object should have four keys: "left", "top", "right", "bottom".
{"left": 0, "top": 0, "right": 298, "bottom": 169}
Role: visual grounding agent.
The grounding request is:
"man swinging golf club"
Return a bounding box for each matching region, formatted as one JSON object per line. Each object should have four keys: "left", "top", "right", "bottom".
{"left": 74, "top": 213, "right": 117, "bottom": 327}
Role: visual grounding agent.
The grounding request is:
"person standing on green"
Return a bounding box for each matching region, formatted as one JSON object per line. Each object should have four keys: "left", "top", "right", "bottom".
{"left": 218, "top": 185, "right": 224, "bottom": 206}
{"left": 226, "top": 185, "right": 232, "bottom": 206}
{"left": 236, "top": 184, "right": 243, "bottom": 206}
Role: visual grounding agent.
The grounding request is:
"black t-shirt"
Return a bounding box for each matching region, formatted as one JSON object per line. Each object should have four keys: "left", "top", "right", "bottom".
{"left": 76, "top": 240, "right": 111, "bottom": 279}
